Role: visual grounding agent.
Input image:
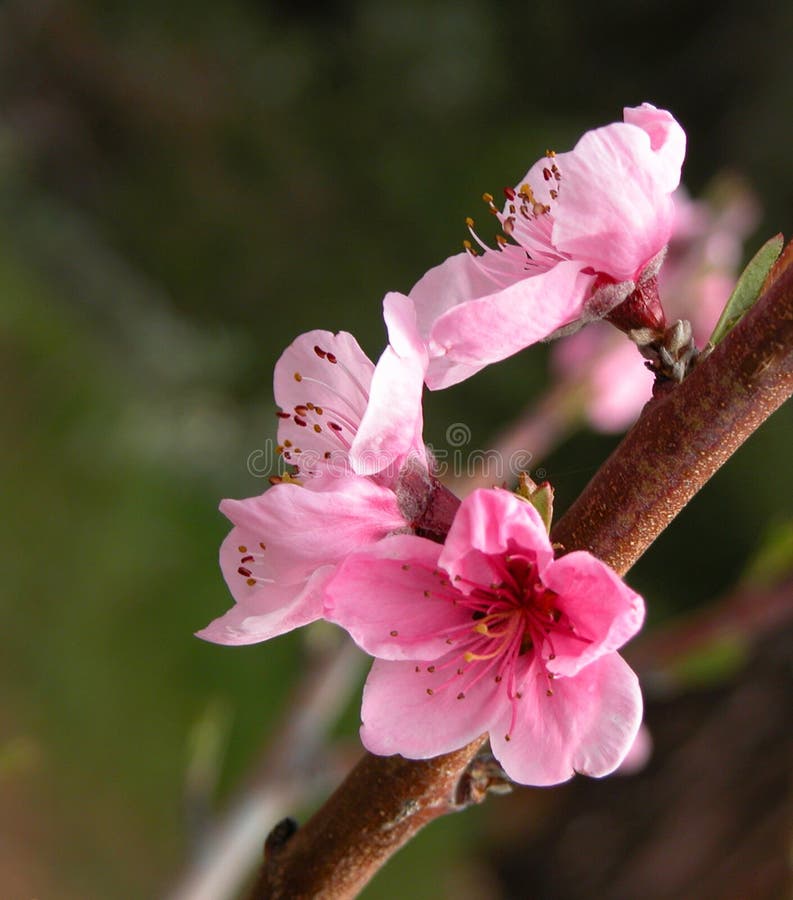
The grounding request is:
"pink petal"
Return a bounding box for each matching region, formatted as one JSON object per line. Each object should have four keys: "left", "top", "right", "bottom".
{"left": 382, "top": 291, "right": 429, "bottom": 362}
{"left": 623, "top": 103, "right": 686, "bottom": 193}
{"left": 273, "top": 329, "right": 374, "bottom": 458}
{"left": 196, "top": 567, "right": 331, "bottom": 646}
{"left": 552, "top": 122, "right": 676, "bottom": 282}
{"left": 325, "top": 535, "right": 472, "bottom": 660}
{"left": 439, "top": 489, "right": 554, "bottom": 588}
{"left": 408, "top": 252, "right": 498, "bottom": 340}
{"left": 426, "top": 260, "right": 595, "bottom": 387}
{"left": 490, "top": 653, "right": 642, "bottom": 785}
{"left": 409, "top": 252, "right": 541, "bottom": 390}
{"left": 219, "top": 478, "right": 406, "bottom": 583}
{"left": 424, "top": 355, "right": 485, "bottom": 391}
{"left": 541, "top": 551, "right": 645, "bottom": 676}
{"left": 350, "top": 295, "right": 427, "bottom": 476}
{"left": 359, "top": 654, "right": 503, "bottom": 758}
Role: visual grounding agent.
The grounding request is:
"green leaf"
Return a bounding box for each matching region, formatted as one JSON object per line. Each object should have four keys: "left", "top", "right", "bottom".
{"left": 706, "top": 233, "right": 784, "bottom": 349}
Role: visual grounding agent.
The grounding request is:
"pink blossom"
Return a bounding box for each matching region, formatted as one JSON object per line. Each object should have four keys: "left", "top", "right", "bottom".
{"left": 397, "top": 103, "right": 686, "bottom": 389}
{"left": 325, "top": 489, "right": 644, "bottom": 785}
{"left": 198, "top": 297, "right": 433, "bottom": 646}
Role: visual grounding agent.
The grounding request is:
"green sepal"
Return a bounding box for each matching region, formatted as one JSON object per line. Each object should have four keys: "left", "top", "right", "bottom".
{"left": 705, "top": 233, "right": 783, "bottom": 350}
{"left": 515, "top": 472, "right": 554, "bottom": 533}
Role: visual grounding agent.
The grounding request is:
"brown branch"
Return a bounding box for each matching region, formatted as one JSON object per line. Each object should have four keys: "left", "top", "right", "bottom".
{"left": 552, "top": 248, "right": 793, "bottom": 576}
{"left": 257, "top": 736, "right": 489, "bottom": 899}
{"left": 251, "top": 248, "right": 793, "bottom": 899}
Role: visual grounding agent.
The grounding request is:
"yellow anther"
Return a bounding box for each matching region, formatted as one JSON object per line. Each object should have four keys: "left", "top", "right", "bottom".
{"left": 465, "top": 216, "right": 475, "bottom": 228}
{"left": 463, "top": 239, "right": 478, "bottom": 255}
{"left": 482, "top": 192, "right": 494, "bottom": 203}
{"left": 518, "top": 183, "right": 534, "bottom": 200}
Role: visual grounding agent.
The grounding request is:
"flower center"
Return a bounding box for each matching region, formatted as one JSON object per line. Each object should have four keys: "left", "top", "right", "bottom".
{"left": 462, "top": 152, "right": 567, "bottom": 288}
{"left": 413, "top": 551, "right": 588, "bottom": 742}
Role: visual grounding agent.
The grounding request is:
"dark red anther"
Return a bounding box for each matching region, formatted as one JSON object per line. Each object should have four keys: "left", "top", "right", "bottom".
{"left": 293, "top": 415, "right": 307, "bottom": 427}
{"left": 329, "top": 422, "right": 343, "bottom": 431}
{"left": 313, "top": 345, "right": 326, "bottom": 358}
{"left": 238, "top": 566, "right": 252, "bottom": 577}
{"left": 504, "top": 186, "right": 516, "bottom": 200}
{"left": 543, "top": 167, "right": 552, "bottom": 181}
{"left": 240, "top": 555, "right": 254, "bottom": 563}
{"left": 326, "top": 352, "right": 338, "bottom": 364}
{"left": 276, "top": 411, "right": 291, "bottom": 419}
{"left": 294, "top": 405, "right": 308, "bottom": 416}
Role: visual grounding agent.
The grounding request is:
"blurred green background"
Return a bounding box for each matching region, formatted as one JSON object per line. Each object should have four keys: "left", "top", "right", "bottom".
{"left": 1, "top": 1, "right": 791, "bottom": 897}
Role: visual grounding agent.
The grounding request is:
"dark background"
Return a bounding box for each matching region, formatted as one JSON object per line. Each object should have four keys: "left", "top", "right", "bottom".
{"left": 0, "top": 1, "right": 791, "bottom": 897}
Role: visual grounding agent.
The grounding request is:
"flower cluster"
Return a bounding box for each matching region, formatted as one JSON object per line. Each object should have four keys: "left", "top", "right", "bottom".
{"left": 199, "top": 103, "right": 694, "bottom": 785}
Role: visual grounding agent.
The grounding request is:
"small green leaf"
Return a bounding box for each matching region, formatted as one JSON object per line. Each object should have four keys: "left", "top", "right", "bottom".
{"left": 706, "top": 233, "right": 783, "bottom": 349}
{"left": 515, "top": 472, "right": 554, "bottom": 532}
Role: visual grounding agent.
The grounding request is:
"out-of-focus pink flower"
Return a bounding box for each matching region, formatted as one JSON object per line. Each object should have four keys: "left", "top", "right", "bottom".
{"left": 326, "top": 489, "right": 645, "bottom": 786}
{"left": 552, "top": 180, "right": 759, "bottom": 432}
{"left": 552, "top": 322, "right": 655, "bottom": 433}
{"left": 395, "top": 103, "right": 685, "bottom": 390}
{"left": 615, "top": 722, "right": 653, "bottom": 776}
{"left": 198, "top": 297, "right": 432, "bottom": 646}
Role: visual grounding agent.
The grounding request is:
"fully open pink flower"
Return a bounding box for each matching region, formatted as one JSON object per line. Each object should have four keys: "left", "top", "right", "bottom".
{"left": 325, "top": 488, "right": 644, "bottom": 785}
{"left": 399, "top": 103, "right": 686, "bottom": 389}
{"left": 198, "top": 297, "right": 432, "bottom": 646}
